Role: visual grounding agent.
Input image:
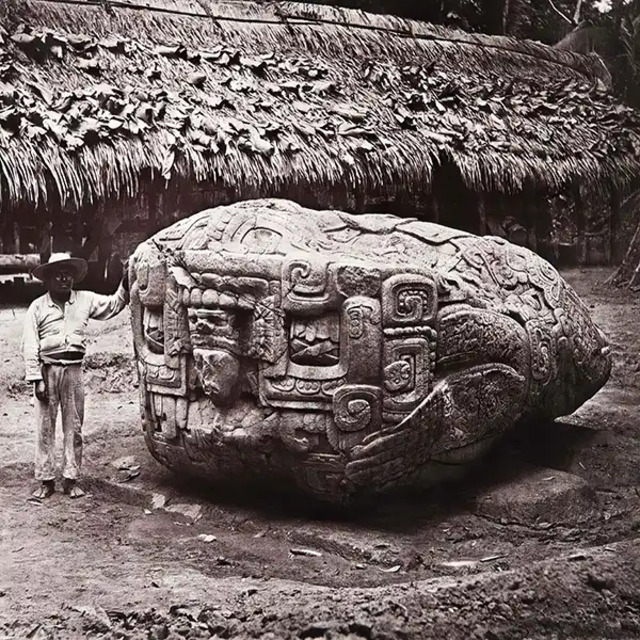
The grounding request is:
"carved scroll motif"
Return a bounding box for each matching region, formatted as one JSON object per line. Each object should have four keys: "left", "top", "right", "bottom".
{"left": 436, "top": 308, "right": 529, "bottom": 376}
{"left": 382, "top": 332, "right": 435, "bottom": 417}
{"left": 281, "top": 255, "right": 340, "bottom": 314}
{"left": 379, "top": 273, "right": 437, "bottom": 419}
{"left": 328, "top": 384, "right": 382, "bottom": 452}
{"left": 381, "top": 274, "right": 437, "bottom": 327}
{"left": 528, "top": 255, "right": 564, "bottom": 308}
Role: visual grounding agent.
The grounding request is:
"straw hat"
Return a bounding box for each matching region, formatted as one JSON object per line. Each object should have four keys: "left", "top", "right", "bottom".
{"left": 32, "top": 252, "right": 88, "bottom": 283}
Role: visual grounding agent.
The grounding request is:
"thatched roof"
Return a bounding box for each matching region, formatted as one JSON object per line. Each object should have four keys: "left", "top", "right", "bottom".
{"left": 1, "top": 0, "right": 639, "bottom": 218}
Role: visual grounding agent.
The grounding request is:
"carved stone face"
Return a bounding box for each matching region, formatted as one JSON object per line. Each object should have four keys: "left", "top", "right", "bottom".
{"left": 129, "top": 200, "right": 612, "bottom": 503}
{"left": 193, "top": 348, "right": 240, "bottom": 405}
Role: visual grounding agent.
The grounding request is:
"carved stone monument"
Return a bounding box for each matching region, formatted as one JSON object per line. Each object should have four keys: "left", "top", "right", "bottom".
{"left": 129, "top": 199, "right": 611, "bottom": 502}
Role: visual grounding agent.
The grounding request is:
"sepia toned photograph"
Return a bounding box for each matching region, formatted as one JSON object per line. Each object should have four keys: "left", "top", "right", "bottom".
{"left": 0, "top": 0, "right": 639, "bottom": 638}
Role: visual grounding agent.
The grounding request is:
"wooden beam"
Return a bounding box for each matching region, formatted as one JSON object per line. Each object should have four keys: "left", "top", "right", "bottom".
{"left": 0, "top": 253, "right": 40, "bottom": 273}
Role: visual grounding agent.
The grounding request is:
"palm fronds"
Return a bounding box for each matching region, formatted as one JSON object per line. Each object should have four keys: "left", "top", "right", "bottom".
{"left": 0, "top": 0, "right": 638, "bottom": 223}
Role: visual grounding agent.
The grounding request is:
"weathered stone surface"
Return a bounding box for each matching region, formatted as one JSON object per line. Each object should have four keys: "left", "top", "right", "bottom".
{"left": 129, "top": 199, "right": 612, "bottom": 503}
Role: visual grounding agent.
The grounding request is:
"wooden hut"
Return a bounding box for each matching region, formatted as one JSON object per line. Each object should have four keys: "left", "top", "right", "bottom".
{"left": 1, "top": 0, "right": 640, "bottom": 285}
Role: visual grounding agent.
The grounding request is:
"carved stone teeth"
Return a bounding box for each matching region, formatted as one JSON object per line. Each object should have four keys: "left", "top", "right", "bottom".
{"left": 218, "top": 293, "right": 237, "bottom": 308}
{"left": 202, "top": 289, "right": 219, "bottom": 307}
{"left": 190, "top": 288, "right": 203, "bottom": 307}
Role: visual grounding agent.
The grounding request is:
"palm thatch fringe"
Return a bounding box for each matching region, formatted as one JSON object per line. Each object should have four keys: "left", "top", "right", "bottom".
{"left": 0, "top": 0, "right": 638, "bottom": 221}
{"left": 31, "top": 0, "right": 613, "bottom": 82}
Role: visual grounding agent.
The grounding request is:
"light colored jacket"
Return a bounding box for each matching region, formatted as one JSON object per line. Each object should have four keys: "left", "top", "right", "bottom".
{"left": 22, "top": 284, "right": 129, "bottom": 382}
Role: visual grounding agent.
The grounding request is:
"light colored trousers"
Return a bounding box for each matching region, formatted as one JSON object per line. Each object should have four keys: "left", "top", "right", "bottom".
{"left": 35, "top": 364, "right": 84, "bottom": 481}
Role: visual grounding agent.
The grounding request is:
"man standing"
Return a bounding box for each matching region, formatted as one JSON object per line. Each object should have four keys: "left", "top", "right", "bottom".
{"left": 22, "top": 252, "right": 129, "bottom": 499}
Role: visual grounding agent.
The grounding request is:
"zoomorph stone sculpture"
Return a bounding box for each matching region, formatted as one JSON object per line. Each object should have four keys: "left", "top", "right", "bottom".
{"left": 129, "top": 199, "right": 611, "bottom": 502}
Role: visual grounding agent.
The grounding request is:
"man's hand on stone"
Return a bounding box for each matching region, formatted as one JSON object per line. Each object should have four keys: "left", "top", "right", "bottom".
{"left": 34, "top": 380, "right": 48, "bottom": 404}
{"left": 121, "top": 258, "right": 130, "bottom": 292}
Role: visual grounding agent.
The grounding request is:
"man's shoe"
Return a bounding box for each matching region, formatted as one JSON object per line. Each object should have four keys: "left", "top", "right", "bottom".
{"left": 31, "top": 480, "right": 55, "bottom": 500}
{"left": 62, "top": 478, "right": 85, "bottom": 498}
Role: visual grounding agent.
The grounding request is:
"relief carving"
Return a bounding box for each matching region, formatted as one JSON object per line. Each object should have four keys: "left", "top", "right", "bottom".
{"left": 130, "top": 199, "right": 612, "bottom": 503}
{"left": 329, "top": 384, "right": 382, "bottom": 452}
{"left": 381, "top": 274, "right": 437, "bottom": 327}
{"left": 282, "top": 254, "right": 339, "bottom": 314}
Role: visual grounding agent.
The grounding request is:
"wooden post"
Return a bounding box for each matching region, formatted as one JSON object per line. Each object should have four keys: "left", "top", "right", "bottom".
{"left": 527, "top": 193, "right": 538, "bottom": 253}
{"left": 478, "top": 192, "right": 487, "bottom": 236}
{"left": 575, "top": 187, "right": 585, "bottom": 265}
{"left": 1, "top": 221, "right": 15, "bottom": 252}
{"left": 148, "top": 176, "right": 159, "bottom": 234}
{"left": 534, "top": 192, "right": 555, "bottom": 264}
{"left": 355, "top": 188, "right": 366, "bottom": 214}
{"left": 609, "top": 187, "right": 620, "bottom": 265}
{"left": 432, "top": 192, "right": 440, "bottom": 224}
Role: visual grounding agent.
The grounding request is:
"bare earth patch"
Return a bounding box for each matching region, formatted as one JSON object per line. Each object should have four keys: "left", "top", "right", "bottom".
{"left": 1, "top": 267, "right": 639, "bottom": 639}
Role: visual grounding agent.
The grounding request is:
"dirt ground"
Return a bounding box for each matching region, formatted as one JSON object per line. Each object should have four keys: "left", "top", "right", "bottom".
{"left": 1, "top": 267, "right": 639, "bottom": 640}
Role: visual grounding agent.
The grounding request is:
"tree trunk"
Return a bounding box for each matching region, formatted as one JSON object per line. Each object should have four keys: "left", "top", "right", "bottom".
{"left": 502, "top": 0, "right": 511, "bottom": 35}
{"left": 607, "top": 218, "right": 640, "bottom": 286}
